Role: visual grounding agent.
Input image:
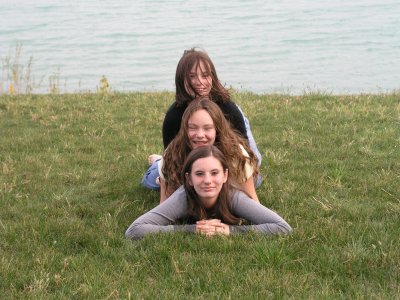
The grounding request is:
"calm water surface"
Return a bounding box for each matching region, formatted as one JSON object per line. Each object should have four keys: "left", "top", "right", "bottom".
{"left": 1, "top": 0, "right": 399, "bottom": 94}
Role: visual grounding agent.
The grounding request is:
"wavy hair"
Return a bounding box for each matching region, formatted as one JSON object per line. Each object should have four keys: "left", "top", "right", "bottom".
{"left": 183, "top": 145, "right": 240, "bottom": 224}
{"left": 162, "top": 96, "right": 258, "bottom": 196}
{"left": 175, "top": 47, "right": 230, "bottom": 106}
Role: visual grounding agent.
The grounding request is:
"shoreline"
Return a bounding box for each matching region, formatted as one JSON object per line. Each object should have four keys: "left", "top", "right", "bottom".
{"left": 1, "top": 88, "right": 399, "bottom": 97}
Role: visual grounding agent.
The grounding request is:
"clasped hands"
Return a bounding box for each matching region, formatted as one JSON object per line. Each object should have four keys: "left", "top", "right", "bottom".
{"left": 195, "top": 219, "right": 230, "bottom": 236}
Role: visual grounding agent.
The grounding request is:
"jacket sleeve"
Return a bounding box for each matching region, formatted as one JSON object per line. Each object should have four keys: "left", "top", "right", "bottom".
{"left": 162, "top": 103, "right": 184, "bottom": 149}
{"left": 125, "top": 186, "right": 195, "bottom": 240}
{"left": 220, "top": 102, "right": 248, "bottom": 140}
{"left": 229, "top": 190, "right": 292, "bottom": 235}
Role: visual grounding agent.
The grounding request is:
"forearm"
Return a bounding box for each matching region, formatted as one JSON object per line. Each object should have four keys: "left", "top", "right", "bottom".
{"left": 125, "top": 186, "right": 189, "bottom": 240}
{"left": 231, "top": 190, "right": 292, "bottom": 235}
{"left": 125, "top": 222, "right": 175, "bottom": 240}
{"left": 229, "top": 222, "right": 292, "bottom": 235}
{"left": 125, "top": 222, "right": 196, "bottom": 240}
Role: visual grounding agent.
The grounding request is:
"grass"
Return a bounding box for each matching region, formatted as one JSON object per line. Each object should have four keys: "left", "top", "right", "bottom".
{"left": 1, "top": 91, "right": 399, "bottom": 299}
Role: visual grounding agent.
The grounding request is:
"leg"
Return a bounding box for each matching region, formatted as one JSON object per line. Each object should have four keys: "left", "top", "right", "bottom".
{"left": 141, "top": 160, "right": 161, "bottom": 190}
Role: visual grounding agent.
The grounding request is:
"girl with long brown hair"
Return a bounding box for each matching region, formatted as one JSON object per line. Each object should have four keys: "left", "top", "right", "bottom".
{"left": 159, "top": 96, "right": 259, "bottom": 202}
{"left": 126, "top": 146, "right": 291, "bottom": 240}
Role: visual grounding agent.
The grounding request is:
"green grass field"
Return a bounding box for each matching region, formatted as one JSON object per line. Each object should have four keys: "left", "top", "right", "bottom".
{"left": 1, "top": 91, "right": 399, "bottom": 299}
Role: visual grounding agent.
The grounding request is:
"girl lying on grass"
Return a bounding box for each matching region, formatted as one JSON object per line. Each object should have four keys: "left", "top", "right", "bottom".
{"left": 125, "top": 145, "right": 291, "bottom": 240}
{"left": 158, "top": 97, "right": 259, "bottom": 203}
{"left": 142, "top": 47, "right": 262, "bottom": 190}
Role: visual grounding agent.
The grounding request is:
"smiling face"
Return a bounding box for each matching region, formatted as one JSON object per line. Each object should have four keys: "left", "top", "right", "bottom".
{"left": 187, "top": 156, "right": 228, "bottom": 208}
{"left": 187, "top": 109, "right": 216, "bottom": 149}
{"left": 185, "top": 60, "right": 212, "bottom": 97}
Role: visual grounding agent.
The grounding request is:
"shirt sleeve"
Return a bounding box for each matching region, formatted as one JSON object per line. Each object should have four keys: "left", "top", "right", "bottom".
{"left": 162, "top": 103, "right": 185, "bottom": 149}
{"left": 219, "top": 102, "right": 248, "bottom": 140}
{"left": 229, "top": 190, "right": 292, "bottom": 235}
{"left": 125, "top": 186, "right": 195, "bottom": 240}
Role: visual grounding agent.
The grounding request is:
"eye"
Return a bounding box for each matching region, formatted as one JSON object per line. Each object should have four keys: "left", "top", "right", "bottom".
{"left": 211, "top": 170, "right": 220, "bottom": 176}
{"left": 195, "top": 171, "right": 204, "bottom": 176}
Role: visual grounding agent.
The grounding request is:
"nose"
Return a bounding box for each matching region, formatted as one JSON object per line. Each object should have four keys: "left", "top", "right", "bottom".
{"left": 199, "top": 77, "right": 206, "bottom": 85}
{"left": 193, "top": 75, "right": 206, "bottom": 87}
{"left": 204, "top": 173, "right": 211, "bottom": 184}
{"left": 191, "top": 76, "right": 200, "bottom": 85}
{"left": 195, "top": 128, "right": 205, "bottom": 138}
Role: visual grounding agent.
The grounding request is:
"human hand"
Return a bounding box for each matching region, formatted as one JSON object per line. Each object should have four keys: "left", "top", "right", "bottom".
{"left": 196, "top": 219, "right": 230, "bottom": 236}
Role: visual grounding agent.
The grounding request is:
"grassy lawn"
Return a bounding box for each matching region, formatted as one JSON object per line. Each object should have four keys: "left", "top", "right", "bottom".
{"left": 1, "top": 91, "right": 399, "bottom": 299}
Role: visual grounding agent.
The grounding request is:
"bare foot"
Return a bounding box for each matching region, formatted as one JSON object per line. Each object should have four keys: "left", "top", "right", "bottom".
{"left": 148, "top": 154, "right": 162, "bottom": 165}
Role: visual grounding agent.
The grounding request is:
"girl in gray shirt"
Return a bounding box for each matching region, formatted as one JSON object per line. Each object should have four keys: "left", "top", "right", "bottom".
{"left": 126, "top": 146, "right": 291, "bottom": 240}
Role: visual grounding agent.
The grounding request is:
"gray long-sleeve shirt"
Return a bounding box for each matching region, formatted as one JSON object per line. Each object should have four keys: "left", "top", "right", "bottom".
{"left": 125, "top": 186, "right": 292, "bottom": 240}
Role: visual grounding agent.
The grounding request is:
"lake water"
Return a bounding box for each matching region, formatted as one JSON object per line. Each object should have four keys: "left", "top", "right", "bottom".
{"left": 1, "top": 0, "right": 399, "bottom": 94}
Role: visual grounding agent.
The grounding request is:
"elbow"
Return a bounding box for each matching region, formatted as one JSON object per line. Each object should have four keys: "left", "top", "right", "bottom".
{"left": 125, "top": 223, "right": 143, "bottom": 240}
{"left": 279, "top": 221, "right": 293, "bottom": 234}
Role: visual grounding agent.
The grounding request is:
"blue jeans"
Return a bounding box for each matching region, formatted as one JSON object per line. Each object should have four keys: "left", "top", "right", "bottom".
{"left": 141, "top": 105, "right": 263, "bottom": 190}
{"left": 141, "top": 159, "right": 161, "bottom": 190}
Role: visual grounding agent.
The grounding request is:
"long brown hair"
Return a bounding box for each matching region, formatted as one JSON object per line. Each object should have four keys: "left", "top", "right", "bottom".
{"left": 162, "top": 96, "right": 258, "bottom": 196}
{"left": 175, "top": 48, "right": 230, "bottom": 106}
{"left": 183, "top": 145, "right": 240, "bottom": 224}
